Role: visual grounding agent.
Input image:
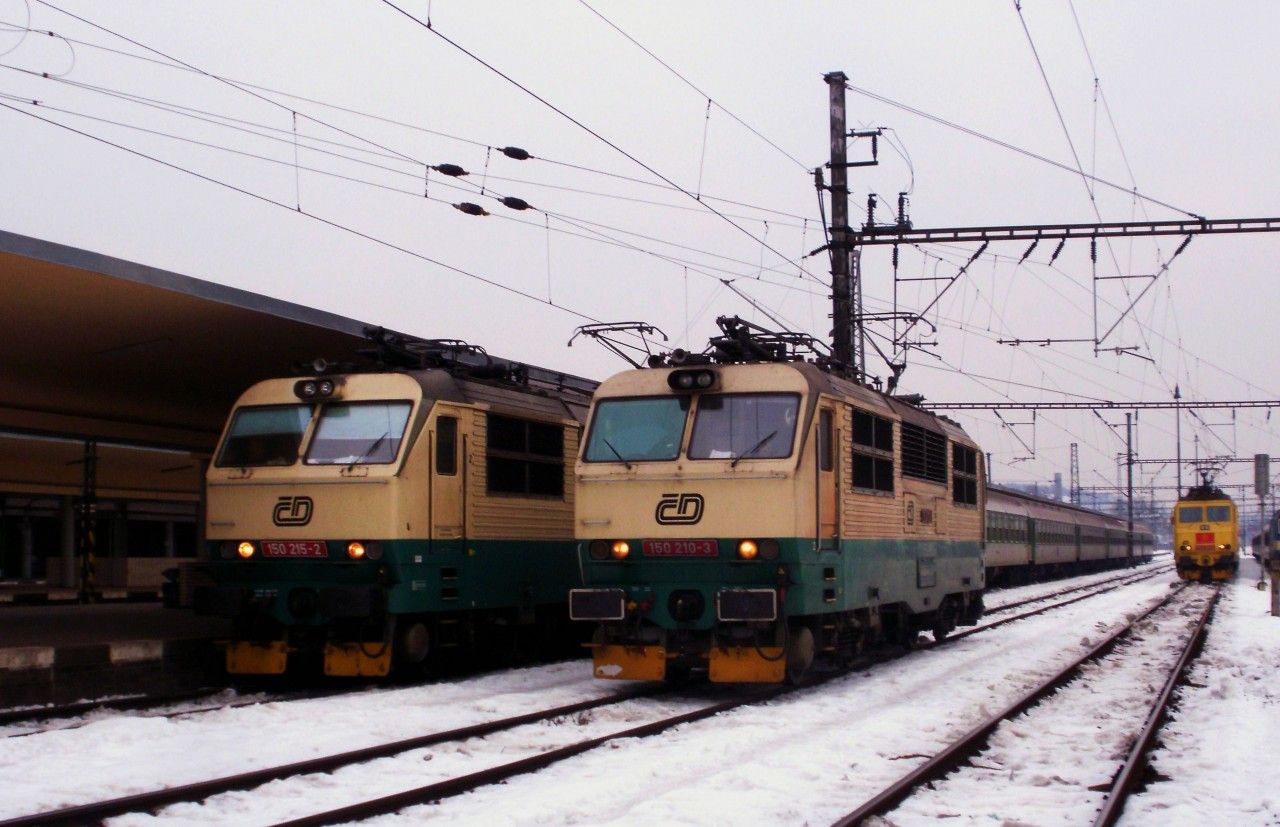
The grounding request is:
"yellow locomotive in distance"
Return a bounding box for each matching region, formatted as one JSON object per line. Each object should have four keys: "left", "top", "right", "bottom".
{"left": 1172, "top": 471, "right": 1238, "bottom": 581}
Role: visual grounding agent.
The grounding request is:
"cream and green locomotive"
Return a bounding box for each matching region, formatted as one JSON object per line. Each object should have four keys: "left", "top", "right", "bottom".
{"left": 569, "top": 320, "right": 985, "bottom": 683}
{"left": 197, "top": 331, "right": 595, "bottom": 676}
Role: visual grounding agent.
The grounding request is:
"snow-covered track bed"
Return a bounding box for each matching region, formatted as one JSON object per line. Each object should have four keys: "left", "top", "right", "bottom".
{"left": 0, "top": 686, "right": 370, "bottom": 740}
{"left": 0, "top": 575, "right": 1190, "bottom": 825}
{"left": 984, "top": 562, "right": 1172, "bottom": 615}
{"left": 836, "top": 581, "right": 1219, "bottom": 826}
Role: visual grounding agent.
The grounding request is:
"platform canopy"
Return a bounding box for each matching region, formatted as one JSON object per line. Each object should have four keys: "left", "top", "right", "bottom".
{"left": 0, "top": 230, "right": 377, "bottom": 457}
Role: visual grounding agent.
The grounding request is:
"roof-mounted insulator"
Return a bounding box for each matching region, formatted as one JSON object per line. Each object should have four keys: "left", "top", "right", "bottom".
{"left": 453, "top": 202, "right": 489, "bottom": 216}
{"left": 432, "top": 163, "right": 468, "bottom": 177}
{"left": 500, "top": 196, "right": 531, "bottom": 211}
{"left": 501, "top": 146, "right": 530, "bottom": 161}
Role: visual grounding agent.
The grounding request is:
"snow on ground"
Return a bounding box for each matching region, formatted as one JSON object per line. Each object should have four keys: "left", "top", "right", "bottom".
{"left": 1122, "top": 557, "right": 1280, "bottom": 826}
{"left": 0, "top": 660, "right": 616, "bottom": 819}
{"left": 6, "top": 559, "right": 1274, "bottom": 827}
{"left": 884, "top": 581, "right": 1214, "bottom": 825}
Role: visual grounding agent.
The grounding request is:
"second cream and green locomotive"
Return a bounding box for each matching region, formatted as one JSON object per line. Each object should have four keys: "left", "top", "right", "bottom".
{"left": 569, "top": 330, "right": 986, "bottom": 683}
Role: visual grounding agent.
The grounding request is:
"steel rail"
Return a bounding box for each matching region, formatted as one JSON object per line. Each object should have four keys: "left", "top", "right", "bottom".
{"left": 1091, "top": 587, "right": 1221, "bottom": 826}
{"left": 830, "top": 582, "right": 1206, "bottom": 826}
{"left": 0, "top": 685, "right": 664, "bottom": 827}
{"left": 0, "top": 688, "right": 219, "bottom": 728}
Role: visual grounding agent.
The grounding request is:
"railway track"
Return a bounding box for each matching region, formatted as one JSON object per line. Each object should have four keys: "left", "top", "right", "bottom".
{"left": 984, "top": 562, "right": 1173, "bottom": 615}
{"left": 829, "top": 581, "right": 1219, "bottom": 826}
{"left": 0, "top": 685, "right": 371, "bottom": 738}
{"left": 4, "top": 571, "right": 1180, "bottom": 826}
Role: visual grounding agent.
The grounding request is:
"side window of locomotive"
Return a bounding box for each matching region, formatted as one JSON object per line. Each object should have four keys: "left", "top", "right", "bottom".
{"left": 216, "top": 404, "right": 313, "bottom": 467}
{"left": 436, "top": 416, "right": 458, "bottom": 476}
{"left": 305, "top": 401, "right": 413, "bottom": 465}
{"left": 818, "top": 409, "right": 834, "bottom": 471}
{"left": 1206, "top": 505, "right": 1231, "bottom": 522}
{"left": 1177, "top": 506, "right": 1203, "bottom": 523}
{"left": 688, "top": 393, "right": 799, "bottom": 461}
{"left": 583, "top": 396, "right": 688, "bottom": 463}
{"left": 487, "top": 414, "right": 564, "bottom": 497}
{"left": 952, "top": 443, "right": 978, "bottom": 506}
{"left": 900, "top": 422, "right": 947, "bottom": 484}
{"left": 851, "top": 409, "right": 894, "bottom": 493}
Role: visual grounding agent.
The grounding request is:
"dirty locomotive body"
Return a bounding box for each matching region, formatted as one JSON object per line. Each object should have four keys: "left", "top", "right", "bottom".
{"left": 570, "top": 356, "right": 986, "bottom": 683}
{"left": 1172, "top": 480, "right": 1238, "bottom": 581}
{"left": 196, "top": 336, "right": 595, "bottom": 677}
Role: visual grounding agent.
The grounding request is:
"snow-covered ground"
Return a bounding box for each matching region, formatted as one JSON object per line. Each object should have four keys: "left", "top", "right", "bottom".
{"left": 2, "top": 561, "right": 1274, "bottom": 826}
{"left": 983, "top": 557, "right": 1169, "bottom": 612}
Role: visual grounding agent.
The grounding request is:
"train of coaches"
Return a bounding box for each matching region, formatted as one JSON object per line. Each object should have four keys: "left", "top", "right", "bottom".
{"left": 194, "top": 324, "right": 1188, "bottom": 684}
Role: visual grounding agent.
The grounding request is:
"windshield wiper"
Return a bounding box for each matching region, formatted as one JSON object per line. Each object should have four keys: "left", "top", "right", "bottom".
{"left": 601, "top": 437, "right": 633, "bottom": 470}
{"left": 348, "top": 430, "right": 390, "bottom": 469}
{"left": 730, "top": 429, "right": 778, "bottom": 468}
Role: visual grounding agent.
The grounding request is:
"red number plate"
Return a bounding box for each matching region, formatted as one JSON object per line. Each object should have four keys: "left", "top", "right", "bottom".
{"left": 262, "top": 540, "right": 327, "bottom": 558}
{"left": 642, "top": 539, "right": 718, "bottom": 557}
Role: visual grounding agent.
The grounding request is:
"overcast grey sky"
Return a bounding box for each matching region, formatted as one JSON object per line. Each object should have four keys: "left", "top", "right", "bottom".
{"left": 2, "top": 1, "right": 1277, "bottom": 503}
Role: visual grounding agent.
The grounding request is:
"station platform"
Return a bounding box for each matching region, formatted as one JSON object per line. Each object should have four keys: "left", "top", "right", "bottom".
{"left": 0, "top": 602, "right": 231, "bottom": 708}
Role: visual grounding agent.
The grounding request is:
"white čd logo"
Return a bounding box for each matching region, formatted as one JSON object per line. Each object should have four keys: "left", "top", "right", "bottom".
{"left": 655, "top": 493, "right": 704, "bottom": 525}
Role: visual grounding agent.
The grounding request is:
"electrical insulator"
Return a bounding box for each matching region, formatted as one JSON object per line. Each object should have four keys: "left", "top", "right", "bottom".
{"left": 453, "top": 202, "right": 489, "bottom": 216}
{"left": 433, "top": 163, "right": 468, "bottom": 177}
{"left": 501, "top": 146, "right": 531, "bottom": 161}
{"left": 500, "top": 197, "right": 531, "bottom": 211}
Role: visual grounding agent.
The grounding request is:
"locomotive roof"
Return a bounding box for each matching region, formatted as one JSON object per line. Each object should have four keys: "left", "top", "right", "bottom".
{"left": 1177, "top": 483, "right": 1232, "bottom": 502}
{"left": 407, "top": 369, "right": 593, "bottom": 424}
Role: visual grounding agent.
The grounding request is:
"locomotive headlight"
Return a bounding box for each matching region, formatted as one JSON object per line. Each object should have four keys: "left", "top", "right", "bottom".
{"left": 675, "top": 373, "right": 695, "bottom": 389}
{"left": 364, "top": 541, "right": 383, "bottom": 561}
{"left": 295, "top": 380, "right": 318, "bottom": 399}
{"left": 347, "top": 542, "right": 366, "bottom": 560}
{"left": 237, "top": 541, "right": 256, "bottom": 559}
{"left": 1179, "top": 541, "right": 1191, "bottom": 552}
{"left": 737, "top": 540, "right": 759, "bottom": 560}
{"left": 588, "top": 540, "right": 610, "bottom": 561}
{"left": 1218, "top": 543, "right": 1231, "bottom": 551}
{"left": 610, "top": 541, "right": 631, "bottom": 560}
{"left": 318, "top": 379, "right": 335, "bottom": 396}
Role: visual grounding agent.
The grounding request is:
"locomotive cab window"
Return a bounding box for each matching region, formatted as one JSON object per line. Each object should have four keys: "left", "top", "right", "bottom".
{"left": 1177, "top": 506, "right": 1203, "bottom": 523}
{"left": 216, "top": 404, "right": 313, "bottom": 467}
{"left": 583, "top": 396, "right": 688, "bottom": 463}
{"left": 305, "top": 401, "right": 413, "bottom": 465}
{"left": 851, "top": 408, "right": 894, "bottom": 493}
{"left": 818, "top": 409, "right": 834, "bottom": 471}
{"left": 688, "top": 393, "right": 799, "bottom": 461}
{"left": 1206, "top": 505, "right": 1232, "bottom": 522}
{"left": 487, "top": 414, "right": 564, "bottom": 497}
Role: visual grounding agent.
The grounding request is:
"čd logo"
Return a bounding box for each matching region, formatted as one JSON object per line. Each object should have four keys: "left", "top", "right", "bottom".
{"left": 273, "top": 496, "right": 313, "bottom": 526}
{"left": 655, "top": 493, "right": 704, "bottom": 525}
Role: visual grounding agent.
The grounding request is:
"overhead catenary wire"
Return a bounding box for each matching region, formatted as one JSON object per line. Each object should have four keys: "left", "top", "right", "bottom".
{"left": 377, "top": 0, "right": 803, "bottom": 276}
{"left": 0, "top": 14, "right": 819, "bottom": 227}
{"left": 575, "top": 0, "right": 811, "bottom": 172}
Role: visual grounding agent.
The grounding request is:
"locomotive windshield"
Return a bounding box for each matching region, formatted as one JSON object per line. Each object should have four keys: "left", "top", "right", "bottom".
{"left": 1177, "top": 506, "right": 1203, "bottom": 523}
{"left": 1206, "top": 505, "right": 1232, "bottom": 522}
{"left": 305, "top": 401, "right": 413, "bottom": 465}
{"left": 688, "top": 393, "right": 799, "bottom": 461}
{"left": 583, "top": 397, "right": 688, "bottom": 462}
{"left": 216, "top": 404, "right": 313, "bottom": 467}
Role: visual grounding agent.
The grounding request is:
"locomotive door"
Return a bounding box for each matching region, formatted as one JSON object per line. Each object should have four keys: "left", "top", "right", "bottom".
{"left": 430, "top": 407, "right": 466, "bottom": 551}
{"left": 817, "top": 405, "right": 839, "bottom": 550}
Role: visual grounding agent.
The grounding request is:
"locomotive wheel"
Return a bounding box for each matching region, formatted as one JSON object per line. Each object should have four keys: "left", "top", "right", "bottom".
{"left": 785, "top": 626, "right": 815, "bottom": 685}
